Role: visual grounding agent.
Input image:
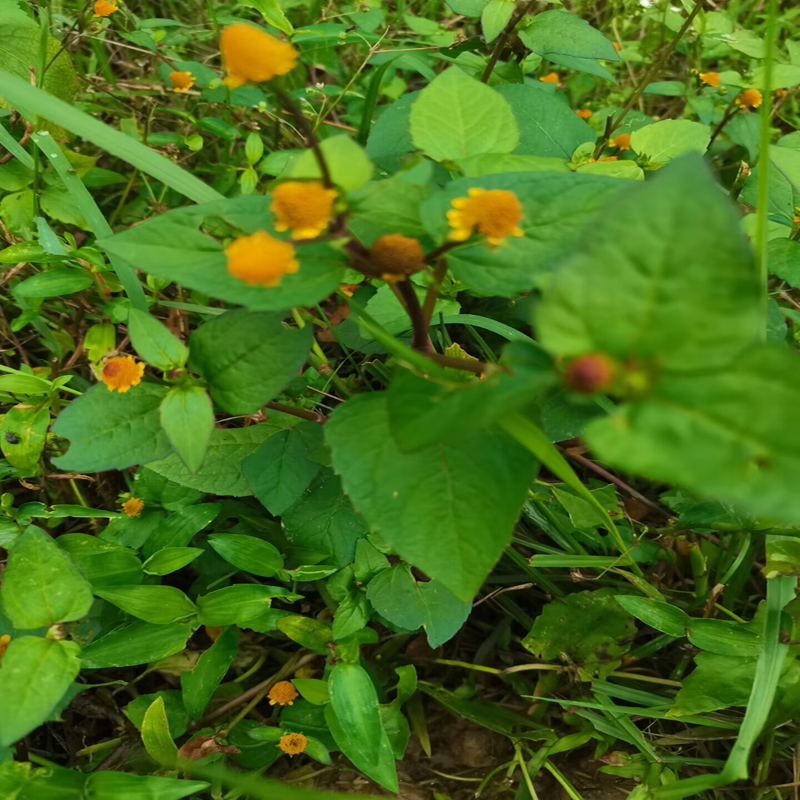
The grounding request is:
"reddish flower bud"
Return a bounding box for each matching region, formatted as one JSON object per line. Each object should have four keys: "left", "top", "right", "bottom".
{"left": 563, "top": 353, "right": 616, "bottom": 393}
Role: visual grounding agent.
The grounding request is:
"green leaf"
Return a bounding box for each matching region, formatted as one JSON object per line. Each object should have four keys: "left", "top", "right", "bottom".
{"left": 240, "top": 0, "right": 293, "bottom": 34}
{"left": 292, "top": 678, "right": 330, "bottom": 705}
{"left": 289, "top": 135, "right": 374, "bottom": 191}
{"left": 0, "top": 637, "right": 81, "bottom": 747}
{"left": 95, "top": 585, "right": 198, "bottom": 625}
{"left": 770, "top": 144, "right": 800, "bottom": 194}
{"left": 763, "top": 540, "right": 800, "bottom": 579}
{"left": 537, "top": 155, "right": 760, "bottom": 370}
{"left": 518, "top": 10, "right": 620, "bottom": 61}
{"left": 523, "top": 590, "right": 636, "bottom": 680}
{"left": 143, "top": 547, "right": 203, "bottom": 576}
{"left": 282, "top": 470, "right": 370, "bottom": 567}
{"left": 81, "top": 621, "right": 195, "bottom": 669}
{"left": 197, "top": 585, "right": 297, "bottom": 626}
{"left": 141, "top": 696, "right": 179, "bottom": 767}
{"left": 629, "top": 119, "right": 710, "bottom": 164}
{"left": 326, "top": 663, "right": 398, "bottom": 792}
{"left": 277, "top": 616, "right": 333, "bottom": 654}
{"left": 207, "top": 533, "right": 284, "bottom": 577}
{"left": 128, "top": 308, "right": 189, "bottom": 371}
{"left": 615, "top": 595, "right": 689, "bottom": 638}
{"left": 1, "top": 526, "right": 93, "bottom": 630}
{"left": 496, "top": 84, "right": 596, "bottom": 159}
{"left": 0, "top": 404, "right": 49, "bottom": 469}
{"left": 181, "top": 627, "right": 239, "bottom": 719}
{"left": 366, "top": 92, "right": 418, "bottom": 173}
{"left": 13, "top": 268, "right": 93, "bottom": 298}
{"left": 332, "top": 590, "right": 370, "bottom": 641}
{"left": 242, "top": 423, "right": 323, "bottom": 515}
{"left": 52, "top": 384, "right": 172, "bottom": 472}
{"left": 189, "top": 310, "right": 312, "bottom": 415}
{"left": 142, "top": 503, "right": 220, "bottom": 558}
{"left": 481, "top": 0, "right": 514, "bottom": 43}
{"left": 366, "top": 565, "right": 472, "bottom": 648}
{"left": 57, "top": 534, "right": 143, "bottom": 588}
{"left": 326, "top": 393, "right": 538, "bottom": 602}
{"left": 146, "top": 420, "right": 293, "bottom": 496}
{"left": 687, "top": 619, "right": 763, "bottom": 656}
{"left": 125, "top": 690, "right": 190, "bottom": 738}
{"left": 85, "top": 772, "right": 209, "bottom": 800}
{"left": 409, "top": 67, "right": 519, "bottom": 163}
{"left": 159, "top": 387, "right": 215, "bottom": 474}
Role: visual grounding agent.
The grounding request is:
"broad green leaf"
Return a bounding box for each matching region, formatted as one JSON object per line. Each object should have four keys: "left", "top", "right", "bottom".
{"left": 481, "top": 0, "right": 514, "bottom": 43}
{"left": 159, "top": 387, "right": 214, "bottom": 474}
{"left": 0, "top": 637, "right": 81, "bottom": 747}
{"left": 141, "top": 696, "right": 178, "bottom": 767}
{"left": 546, "top": 52, "right": 616, "bottom": 82}
{"left": 537, "top": 155, "right": 760, "bottom": 370}
{"left": 181, "top": 627, "right": 239, "bottom": 719}
{"left": 81, "top": 621, "right": 195, "bottom": 669}
{"left": 332, "top": 590, "right": 370, "bottom": 641}
{"left": 84, "top": 772, "right": 209, "bottom": 800}
{"left": 687, "top": 619, "right": 763, "bottom": 656}
{"left": 365, "top": 92, "right": 419, "bottom": 173}
{"left": 615, "top": 595, "right": 689, "bottom": 638}
{"left": 95, "top": 585, "right": 198, "bottom": 624}
{"left": 409, "top": 68, "right": 519, "bottom": 163}
{"left": 518, "top": 10, "right": 620, "bottom": 61}
{"left": 763, "top": 540, "right": 800, "bottom": 579}
{"left": 326, "top": 663, "right": 398, "bottom": 792}
{"left": 189, "top": 309, "right": 312, "bottom": 415}
{"left": 57, "top": 534, "right": 143, "bottom": 588}
{"left": 496, "top": 84, "right": 596, "bottom": 159}
{"left": 143, "top": 547, "right": 203, "bottom": 576}
{"left": 348, "top": 175, "right": 432, "bottom": 243}
{"left": 197, "top": 585, "right": 298, "bottom": 626}
{"left": 366, "top": 565, "right": 472, "bottom": 648}
{"left": 289, "top": 135, "right": 374, "bottom": 191}
{"left": 128, "top": 308, "right": 188, "bottom": 371}
{"left": 142, "top": 503, "right": 220, "bottom": 558}
{"left": 326, "top": 393, "right": 538, "bottom": 602}
{"left": 277, "top": 616, "right": 333, "bottom": 654}
{"left": 53, "top": 383, "right": 172, "bottom": 472}
{"left": 292, "top": 678, "right": 330, "bottom": 705}
{"left": 770, "top": 144, "right": 800, "bottom": 194}
{"left": 458, "top": 153, "right": 570, "bottom": 176}
{"left": 13, "top": 268, "right": 93, "bottom": 298}
{"left": 576, "top": 160, "right": 644, "bottom": 180}
{"left": 629, "top": 119, "right": 710, "bottom": 164}
{"left": 282, "top": 470, "right": 370, "bottom": 567}
{"left": 242, "top": 423, "right": 323, "bottom": 515}
{"left": 0, "top": 404, "right": 49, "bottom": 469}
{"left": 1, "top": 526, "right": 93, "bottom": 630}
{"left": 125, "top": 690, "right": 190, "bottom": 737}
{"left": 207, "top": 533, "right": 284, "bottom": 577}
{"left": 146, "top": 419, "right": 293, "bottom": 496}
{"left": 240, "top": 0, "right": 293, "bottom": 34}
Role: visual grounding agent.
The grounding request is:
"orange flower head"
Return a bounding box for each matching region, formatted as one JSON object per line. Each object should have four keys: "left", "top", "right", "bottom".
{"left": 370, "top": 234, "right": 425, "bottom": 282}
{"left": 447, "top": 188, "right": 524, "bottom": 246}
{"left": 169, "top": 71, "right": 195, "bottom": 92}
{"left": 268, "top": 680, "right": 299, "bottom": 707}
{"left": 609, "top": 133, "right": 631, "bottom": 151}
{"left": 279, "top": 732, "right": 307, "bottom": 755}
{"left": 699, "top": 71, "right": 720, "bottom": 88}
{"left": 576, "top": 109, "right": 593, "bottom": 119}
{"left": 563, "top": 353, "right": 617, "bottom": 393}
{"left": 736, "top": 88, "right": 762, "bottom": 109}
{"left": 613, "top": 41, "right": 621, "bottom": 52}
{"left": 539, "top": 72, "right": 561, "bottom": 86}
{"left": 122, "top": 497, "right": 144, "bottom": 518}
{"left": 270, "top": 181, "right": 337, "bottom": 240}
{"left": 220, "top": 24, "right": 298, "bottom": 88}
{"left": 101, "top": 356, "right": 144, "bottom": 393}
{"left": 0, "top": 634, "right": 10, "bottom": 663}
{"left": 93, "top": 0, "right": 118, "bottom": 16}
{"left": 225, "top": 231, "right": 300, "bottom": 288}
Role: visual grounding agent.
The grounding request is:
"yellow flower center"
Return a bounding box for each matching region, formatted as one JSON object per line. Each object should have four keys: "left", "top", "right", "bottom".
{"left": 169, "top": 71, "right": 195, "bottom": 92}
{"left": 225, "top": 231, "right": 300, "bottom": 288}
{"left": 122, "top": 497, "right": 144, "bottom": 518}
{"left": 369, "top": 234, "right": 425, "bottom": 282}
{"left": 539, "top": 72, "right": 561, "bottom": 85}
{"left": 0, "top": 634, "right": 10, "bottom": 663}
{"left": 736, "top": 88, "right": 763, "bottom": 109}
{"left": 93, "top": 0, "right": 118, "bottom": 16}
{"left": 576, "top": 109, "right": 592, "bottom": 119}
{"left": 220, "top": 24, "right": 299, "bottom": 89}
{"left": 613, "top": 41, "right": 621, "bottom": 52}
{"left": 101, "top": 356, "right": 144, "bottom": 393}
{"left": 447, "top": 188, "right": 524, "bottom": 246}
{"left": 699, "top": 71, "right": 720, "bottom": 88}
{"left": 268, "top": 680, "right": 299, "bottom": 706}
{"left": 609, "top": 133, "right": 631, "bottom": 151}
{"left": 279, "top": 732, "right": 307, "bottom": 755}
{"left": 270, "top": 182, "right": 337, "bottom": 240}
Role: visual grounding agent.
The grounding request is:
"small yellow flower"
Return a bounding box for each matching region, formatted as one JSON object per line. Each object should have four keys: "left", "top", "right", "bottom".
{"left": 699, "top": 71, "right": 720, "bottom": 88}
{"left": 576, "top": 108, "right": 593, "bottom": 119}
{"left": 539, "top": 72, "right": 561, "bottom": 86}
{"left": 101, "top": 356, "right": 144, "bottom": 393}
{"left": 225, "top": 231, "right": 300, "bottom": 288}
{"left": 122, "top": 497, "right": 144, "bottom": 518}
{"left": 0, "top": 634, "right": 10, "bottom": 663}
{"left": 609, "top": 133, "right": 631, "bottom": 151}
{"left": 447, "top": 188, "right": 524, "bottom": 246}
{"left": 279, "top": 732, "right": 307, "bottom": 755}
{"left": 613, "top": 41, "right": 621, "bottom": 52}
{"left": 271, "top": 182, "right": 337, "bottom": 240}
{"left": 794, "top": 207, "right": 800, "bottom": 223}
{"left": 220, "top": 24, "right": 298, "bottom": 89}
{"left": 736, "top": 88, "right": 762, "bottom": 109}
{"left": 93, "top": 0, "right": 118, "bottom": 17}
{"left": 169, "top": 71, "right": 195, "bottom": 92}
{"left": 268, "top": 680, "right": 299, "bottom": 707}
{"left": 370, "top": 234, "right": 425, "bottom": 283}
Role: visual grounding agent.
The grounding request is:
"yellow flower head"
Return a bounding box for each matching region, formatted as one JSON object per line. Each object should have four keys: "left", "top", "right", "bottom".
{"left": 101, "top": 356, "right": 144, "bottom": 393}
{"left": 539, "top": 72, "right": 561, "bottom": 86}
{"left": 279, "top": 732, "right": 307, "bottom": 755}
{"left": 271, "top": 182, "right": 337, "bottom": 240}
{"left": 736, "top": 88, "right": 762, "bottom": 109}
{"left": 369, "top": 234, "right": 425, "bottom": 283}
{"left": 268, "top": 680, "right": 299, "bottom": 707}
{"left": 122, "top": 497, "right": 144, "bottom": 518}
{"left": 609, "top": 133, "right": 631, "bottom": 151}
{"left": 794, "top": 207, "right": 800, "bottom": 223}
{"left": 0, "top": 634, "right": 10, "bottom": 663}
{"left": 576, "top": 108, "right": 593, "bottom": 119}
{"left": 93, "top": 0, "right": 118, "bottom": 17}
{"left": 220, "top": 24, "right": 298, "bottom": 89}
{"left": 613, "top": 41, "right": 621, "bottom": 52}
{"left": 169, "top": 71, "right": 195, "bottom": 92}
{"left": 699, "top": 71, "right": 720, "bottom": 88}
{"left": 447, "top": 188, "right": 524, "bottom": 246}
{"left": 225, "top": 231, "right": 300, "bottom": 288}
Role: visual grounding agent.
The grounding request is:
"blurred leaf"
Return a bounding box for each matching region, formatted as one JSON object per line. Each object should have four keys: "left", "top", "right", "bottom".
{"left": 181, "top": 627, "right": 239, "bottom": 719}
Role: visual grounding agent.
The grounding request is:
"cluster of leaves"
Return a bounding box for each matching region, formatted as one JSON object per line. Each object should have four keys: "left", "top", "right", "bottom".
{"left": 1, "top": 0, "right": 800, "bottom": 798}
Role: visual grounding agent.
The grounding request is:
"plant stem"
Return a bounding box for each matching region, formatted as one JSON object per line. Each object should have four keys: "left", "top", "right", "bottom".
{"left": 395, "top": 280, "right": 432, "bottom": 352}
{"left": 706, "top": 99, "right": 739, "bottom": 151}
{"left": 421, "top": 258, "right": 450, "bottom": 329}
{"left": 264, "top": 400, "right": 325, "bottom": 424}
{"left": 481, "top": 0, "right": 538, "bottom": 84}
